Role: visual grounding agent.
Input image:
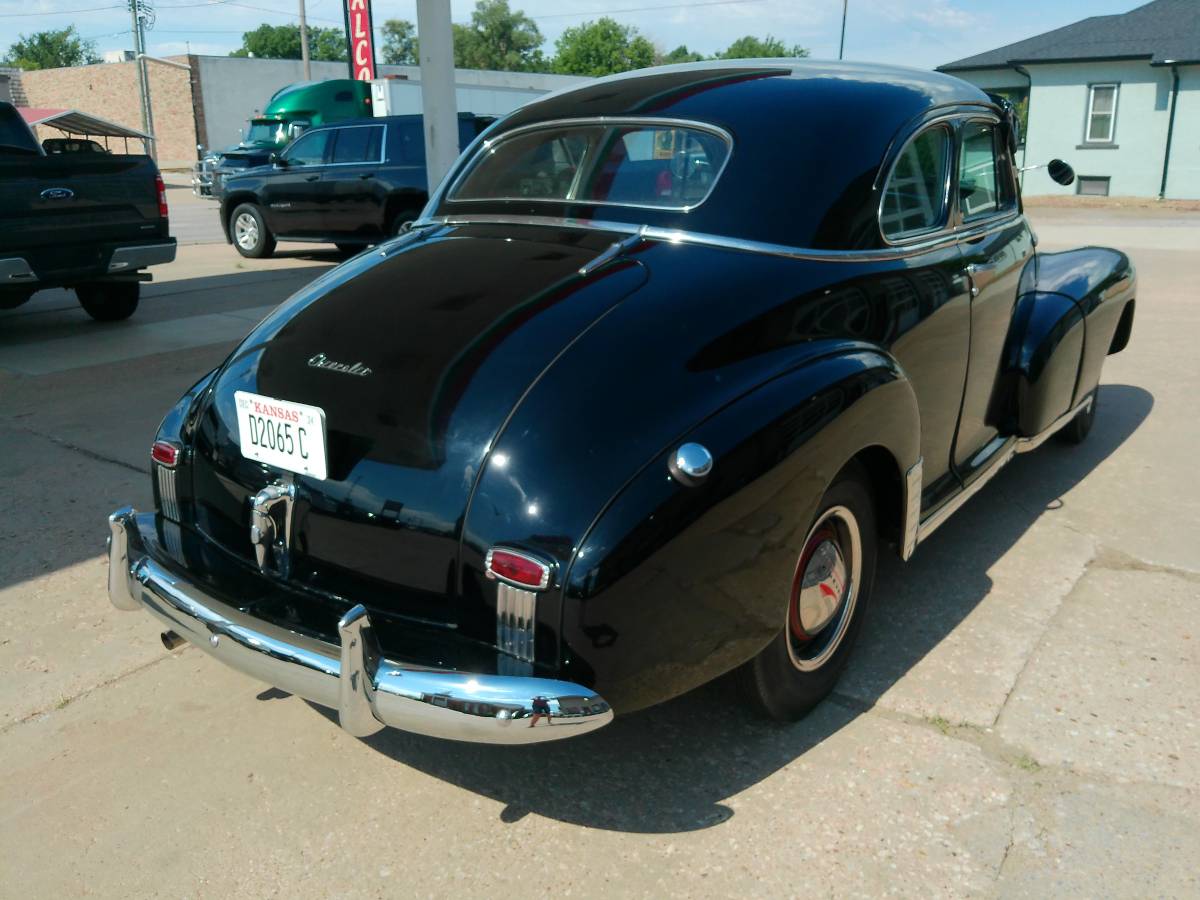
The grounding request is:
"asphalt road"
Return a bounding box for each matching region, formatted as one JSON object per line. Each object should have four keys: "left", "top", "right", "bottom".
{"left": 1, "top": 208, "right": 1198, "bottom": 897}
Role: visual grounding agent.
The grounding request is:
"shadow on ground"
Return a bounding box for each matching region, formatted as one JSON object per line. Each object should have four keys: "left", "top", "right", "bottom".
{"left": 313, "top": 384, "right": 1153, "bottom": 833}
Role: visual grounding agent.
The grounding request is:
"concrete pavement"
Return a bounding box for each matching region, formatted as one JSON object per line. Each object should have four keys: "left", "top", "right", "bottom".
{"left": 1, "top": 210, "right": 1197, "bottom": 898}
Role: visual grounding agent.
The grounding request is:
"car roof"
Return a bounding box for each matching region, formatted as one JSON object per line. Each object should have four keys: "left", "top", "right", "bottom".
{"left": 447, "top": 61, "right": 998, "bottom": 251}
{"left": 507, "top": 59, "right": 991, "bottom": 129}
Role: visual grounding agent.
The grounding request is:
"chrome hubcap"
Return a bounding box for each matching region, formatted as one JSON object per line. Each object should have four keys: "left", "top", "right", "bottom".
{"left": 234, "top": 212, "right": 259, "bottom": 249}
{"left": 787, "top": 505, "right": 861, "bottom": 672}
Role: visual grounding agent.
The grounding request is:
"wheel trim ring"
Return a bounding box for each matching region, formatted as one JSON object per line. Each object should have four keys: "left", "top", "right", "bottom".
{"left": 234, "top": 212, "right": 259, "bottom": 249}
{"left": 785, "top": 505, "right": 862, "bottom": 673}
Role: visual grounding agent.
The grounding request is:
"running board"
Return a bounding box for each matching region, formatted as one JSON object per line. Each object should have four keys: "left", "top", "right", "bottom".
{"left": 915, "top": 394, "right": 1094, "bottom": 546}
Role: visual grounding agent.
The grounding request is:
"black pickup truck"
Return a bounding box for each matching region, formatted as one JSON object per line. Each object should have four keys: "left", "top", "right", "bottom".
{"left": 0, "top": 101, "right": 176, "bottom": 321}
{"left": 218, "top": 113, "right": 492, "bottom": 258}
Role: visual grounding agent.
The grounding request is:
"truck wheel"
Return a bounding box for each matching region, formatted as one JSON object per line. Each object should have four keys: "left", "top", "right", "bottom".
{"left": 231, "top": 203, "right": 275, "bottom": 258}
{"left": 736, "top": 462, "right": 877, "bottom": 721}
{"left": 0, "top": 287, "right": 35, "bottom": 310}
{"left": 1058, "top": 388, "right": 1098, "bottom": 445}
{"left": 77, "top": 282, "right": 139, "bottom": 322}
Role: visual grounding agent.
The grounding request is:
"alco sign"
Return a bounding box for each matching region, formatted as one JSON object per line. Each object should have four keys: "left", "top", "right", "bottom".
{"left": 343, "top": 0, "right": 377, "bottom": 81}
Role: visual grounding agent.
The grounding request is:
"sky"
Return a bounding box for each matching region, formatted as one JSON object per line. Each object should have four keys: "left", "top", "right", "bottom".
{"left": 0, "top": 0, "right": 1155, "bottom": 70}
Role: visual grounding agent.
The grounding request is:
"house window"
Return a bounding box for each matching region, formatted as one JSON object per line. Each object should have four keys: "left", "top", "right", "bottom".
{"left": 1077, "top": 176, "right": 1110, "bottom": 196}
{"left": 1085, "top": 84, "right": 1119, "bottom": 143}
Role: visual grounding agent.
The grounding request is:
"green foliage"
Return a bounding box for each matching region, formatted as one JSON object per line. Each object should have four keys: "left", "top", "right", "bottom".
{"left": 717, "top": 34, "right": 808, "bottom": 59}
{"left": 381, "top": 19, "right": 418, "bottom": 66}
{"left": 229, "top": 24, "right": 347, "bottom": 62}
{"left": 452, "top": 0, "right": 545, "bottom": 72}
{"left": 658, "top": 45, "right": 704, "bottom": 65}
{"left": 5, "top": 26, "right": 99, "bottom": 70}
{"left": 552, "top": 17, "right": 655, "bottom": 76}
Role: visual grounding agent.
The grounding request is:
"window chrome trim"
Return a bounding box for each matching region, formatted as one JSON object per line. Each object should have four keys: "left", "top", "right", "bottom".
{"left": 877, "top": 122, "right": 954, "bottom": 245}
{"left": 417, "top": 209, "right": 1022, "bottom": 263}
{"left": 281, "top": 123, "right": 387, "bottom": 169}
{"left": 877, "top": 112, "right": 1002, "bottom": 248}
{"left": 444, "top": 116, "right": 735, "bottom": 214}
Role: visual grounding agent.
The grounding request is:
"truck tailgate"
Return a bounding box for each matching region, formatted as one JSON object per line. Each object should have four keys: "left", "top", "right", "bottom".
{"left": 0, "top": 154, "right": 168, "bottom": 278}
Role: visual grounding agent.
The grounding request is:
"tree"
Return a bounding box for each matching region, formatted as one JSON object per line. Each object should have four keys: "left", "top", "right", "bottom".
{"left": 381, "top": 19, "right": 418, "bottom": 65}
{"left": 229, "top": 24, "right": 347, "bottom": 62}
{"left": 717, "top": 35, "right": 808, "bottom": 59}
{"left": 552, "top": 18, "right": 655, "bottom": 77}
{"left": 452, "top": 0, "right": 545, "bottom": 72}
{"left": 658, "top": 45, "right": 704, "bottom": 65}
{"left": 5, "top": 26, "right": 99, "bottom": 70}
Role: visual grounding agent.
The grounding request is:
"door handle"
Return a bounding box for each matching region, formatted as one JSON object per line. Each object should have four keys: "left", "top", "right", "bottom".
{"left": 964, "top": 265, "right": 980, "bottom": 298}
{"left": 304, "top": 174, "right": 318, "bottom": 182}
{"left": 358, "top": 173, "right": 372, "bottom": 180}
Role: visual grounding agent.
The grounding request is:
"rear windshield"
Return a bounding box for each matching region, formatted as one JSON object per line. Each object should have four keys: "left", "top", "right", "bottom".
{"left": 448, "top": 120, "right": 731, "bottom": 211}
{"left": 0, "top": 105, "right": 39, "bottom": 154}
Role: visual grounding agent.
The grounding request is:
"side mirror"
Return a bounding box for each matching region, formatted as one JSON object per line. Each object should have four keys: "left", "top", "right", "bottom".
{"left": 270, "top": 152, "right": 285, "bottom": 168}
{"left": 1048, "top": 159, "right": 1075, "bottom": 186}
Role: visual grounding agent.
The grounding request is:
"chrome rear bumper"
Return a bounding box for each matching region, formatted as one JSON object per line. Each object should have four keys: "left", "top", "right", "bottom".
{"left": 107, "top": 508, "right": 612, "bottom": 744}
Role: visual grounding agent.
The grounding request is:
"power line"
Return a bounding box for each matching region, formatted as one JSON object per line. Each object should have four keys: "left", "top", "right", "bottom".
{"left": 527, "top": 0, "right": 767, "bottom": 20}
{"left": 0, "top": 3, "right": 123, "bottom": 16}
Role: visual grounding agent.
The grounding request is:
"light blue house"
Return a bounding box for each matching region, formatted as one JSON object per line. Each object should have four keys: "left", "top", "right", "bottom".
{"left": 939, "top": 0, "right": 1198, "bottom": 199}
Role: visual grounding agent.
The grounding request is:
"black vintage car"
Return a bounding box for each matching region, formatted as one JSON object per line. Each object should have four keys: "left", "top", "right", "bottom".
{"left": 107, "top": 61, "right": 1135, "bottom": 744}
{"left": 218, "top": 113, "right": 492, "bottom": 258}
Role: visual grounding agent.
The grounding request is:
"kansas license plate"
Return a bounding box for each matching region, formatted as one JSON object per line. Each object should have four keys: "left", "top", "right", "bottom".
{"left": 234, "top": 390, "right": 328, "bottom": 480}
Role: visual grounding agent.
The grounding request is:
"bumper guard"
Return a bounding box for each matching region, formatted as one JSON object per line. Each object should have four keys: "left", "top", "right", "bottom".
{"left": 107, "top": 508, "right": 612, "bottom": 744}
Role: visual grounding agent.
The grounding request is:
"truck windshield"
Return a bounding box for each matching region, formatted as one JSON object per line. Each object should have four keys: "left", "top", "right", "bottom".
{"left": 245, "top": 121, "right": 287, "bottom": 145}
{"left": 449, "top": 120, "right": 731, "bottom": 211}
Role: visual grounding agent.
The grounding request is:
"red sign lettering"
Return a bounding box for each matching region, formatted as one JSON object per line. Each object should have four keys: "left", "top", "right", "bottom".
{"left": 343, "top": 0, "right": 376, "bottom": 81}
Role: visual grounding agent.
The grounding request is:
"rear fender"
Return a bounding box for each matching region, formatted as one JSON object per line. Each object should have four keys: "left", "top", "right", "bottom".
{"left": 559, "top": 350, "right": 920, "bottom": 713}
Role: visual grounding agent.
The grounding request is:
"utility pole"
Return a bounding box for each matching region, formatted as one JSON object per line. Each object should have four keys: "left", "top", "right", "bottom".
{"left": 838, "top": 0, "right": 848, "bottom": 60}
{"left": 129, "top": 0, "right": 156, "bottom": 157}
{"left": 416, "top": 0, "right": 458, "bottom": 192}
{"left": 298, "top": 0, "right": 311, "bottom": 80}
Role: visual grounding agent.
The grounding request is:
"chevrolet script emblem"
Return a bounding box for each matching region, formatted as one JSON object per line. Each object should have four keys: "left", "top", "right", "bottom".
{"left": 308, "top": 353, "right": 372, "bottom": 377}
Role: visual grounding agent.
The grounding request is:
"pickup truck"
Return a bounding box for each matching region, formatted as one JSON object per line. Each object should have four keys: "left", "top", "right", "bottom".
{"left": 218, "top": 113, "right": 492, "bottom": 257}
{"left": 0, "top": 101, "right": 176, "bottom": 321}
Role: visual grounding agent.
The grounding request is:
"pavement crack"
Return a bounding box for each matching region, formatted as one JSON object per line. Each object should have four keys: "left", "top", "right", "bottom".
{"left": 9, "top": 425, "right": 149, "bottom": 476}
{"left": 0, "top": 647, "right": 188, "bottom": 735}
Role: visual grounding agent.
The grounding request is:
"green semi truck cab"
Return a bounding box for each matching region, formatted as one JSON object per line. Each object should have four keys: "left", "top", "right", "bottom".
{"left": 196, "top": 79, "right": 375, "bottom": 197}
{"left": 244, "top": 79, "right": 374, "bottom": 152}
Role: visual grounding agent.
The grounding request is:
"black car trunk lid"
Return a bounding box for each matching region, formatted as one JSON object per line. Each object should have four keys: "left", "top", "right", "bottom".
{"left": 189, "top": 223, "right": 647, "bottom": 639}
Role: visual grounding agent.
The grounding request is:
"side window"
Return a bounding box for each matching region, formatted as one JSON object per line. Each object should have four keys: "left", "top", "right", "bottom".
{"left": 958, "top": 122, "right": 999, "bottom": 220}
{"left": 392, "top": 122, "right": 426, "bottom": 166}
{"left": 282, "top": 129, "right": 330, "bottom": 167}
{"left": 331, "top": 125, "right": 383, "bottom": 164}
{"left": 880, "top": 125, "right": 950, "bottom": 240}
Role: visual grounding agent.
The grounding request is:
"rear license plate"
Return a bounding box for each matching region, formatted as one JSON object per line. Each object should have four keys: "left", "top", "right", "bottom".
{"left": 234, "top": 390, "right": 328, "bottom": 480}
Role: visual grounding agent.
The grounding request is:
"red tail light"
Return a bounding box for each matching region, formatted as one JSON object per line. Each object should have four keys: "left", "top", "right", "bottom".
{"left": 151, "top": 440, "right": 179, "bottom": 467}
{"left": 155, "top": 173, "right": 169, "bottom": 219}
{"left": 485, "top": 548, "right": 551, "bottom": 591}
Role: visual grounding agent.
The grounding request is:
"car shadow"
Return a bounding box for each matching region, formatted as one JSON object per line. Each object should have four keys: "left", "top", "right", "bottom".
{"left": 324, "top": 383, "right": 1153, "bottom": 834}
